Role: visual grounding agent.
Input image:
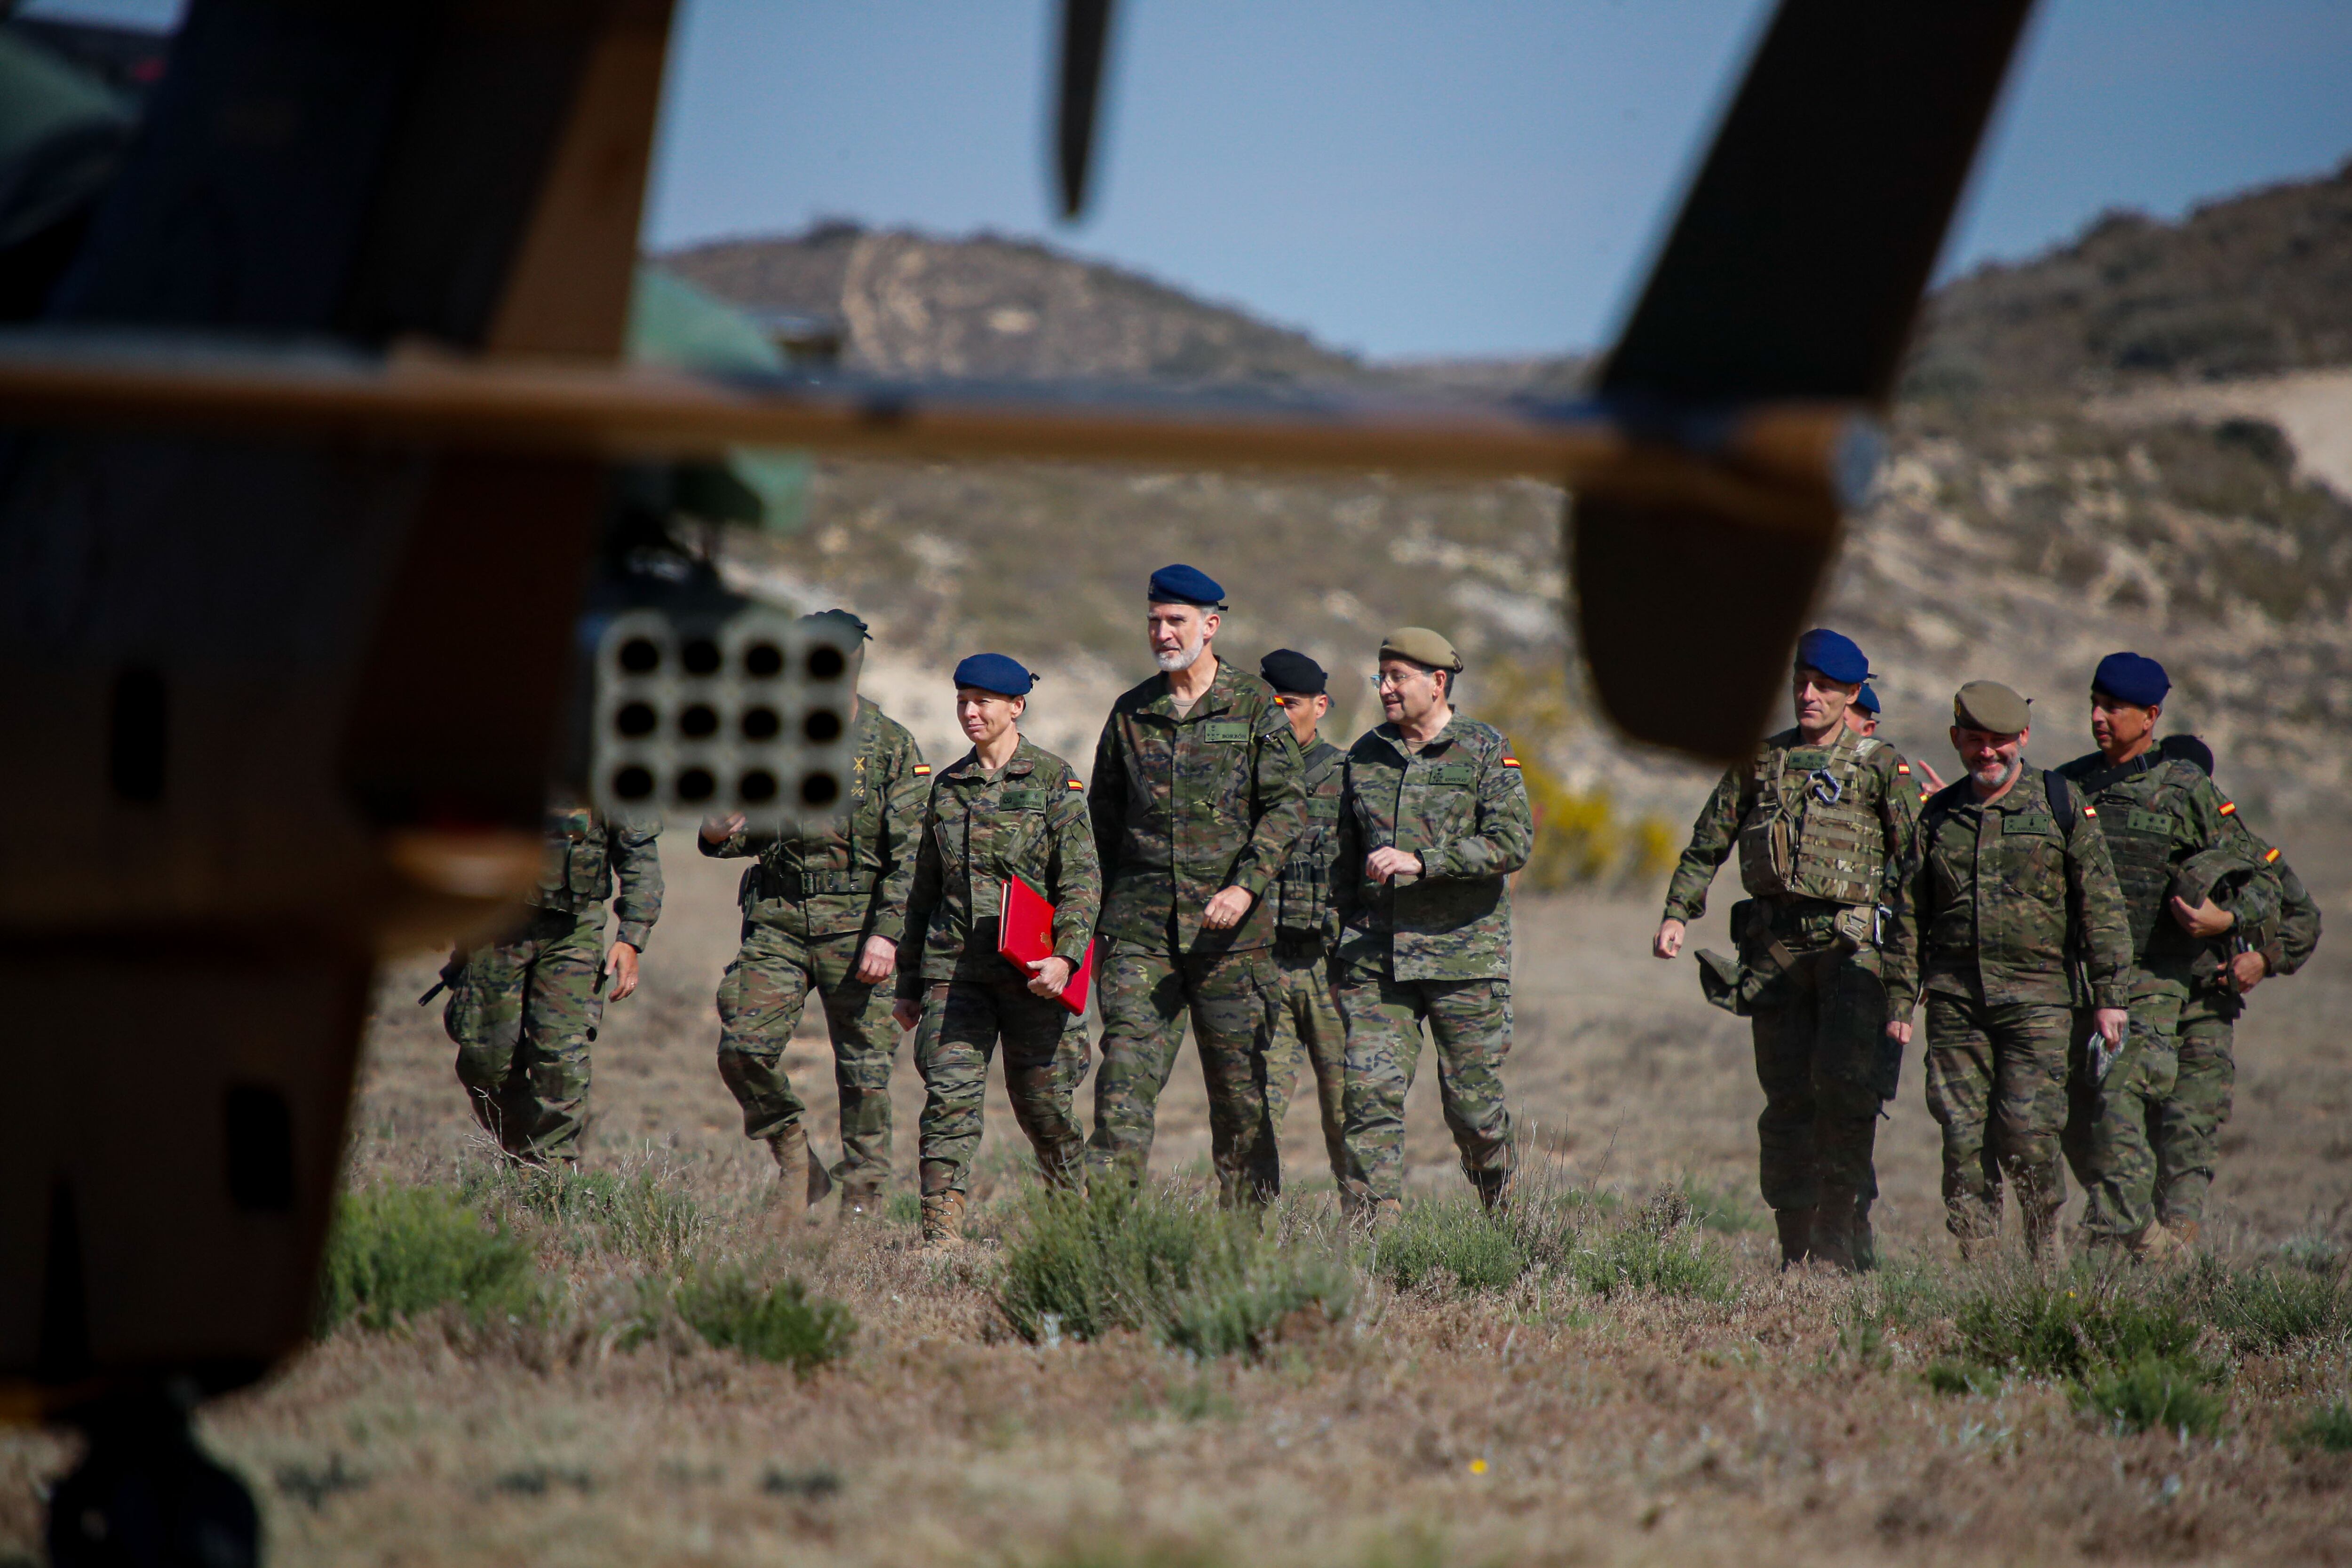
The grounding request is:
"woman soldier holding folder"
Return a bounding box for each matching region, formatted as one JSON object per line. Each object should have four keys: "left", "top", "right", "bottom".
{"left": 894, "top": 654, "right": 1101, "bottom": 1244}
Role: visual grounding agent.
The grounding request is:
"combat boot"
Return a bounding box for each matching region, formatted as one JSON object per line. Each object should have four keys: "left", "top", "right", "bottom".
{"left": 2169, "top": 1218, "right": 2201, "bottom": 1251}
{"left": 1810, "top": 1195, "right": 1864, "bottom": 1275}
{"left": 1470, "top": 1165, "right": 1514, "bottom": 1216}
{"left": 767, "top": 1125, "right": 826, "bottom": 1221}
{"left": 2125, "top": 1220, "right": 2180, "bottom": 1264}
{"left": 837, "top": 1177, "right": 885, "bottom": 1221}
{"left": 920, "top": 1190, "right": 967, "bottom": 1246}
{"left": 1773, "top": 1207, "right": 1816, "bottom": 1269}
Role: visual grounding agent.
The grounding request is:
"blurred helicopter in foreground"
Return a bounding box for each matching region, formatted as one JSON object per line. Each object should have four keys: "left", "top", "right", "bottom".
{"left": 0, "top": 0, "right": 2033, "bottom": 1560}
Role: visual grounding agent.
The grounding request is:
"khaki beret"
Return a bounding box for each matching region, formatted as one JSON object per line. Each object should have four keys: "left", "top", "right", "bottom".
{"left": 1954, "top": 679, "right": 2032, "bottom": 735}
{"left": 1378, "top": 626, "right": 1462, "bottom": 672}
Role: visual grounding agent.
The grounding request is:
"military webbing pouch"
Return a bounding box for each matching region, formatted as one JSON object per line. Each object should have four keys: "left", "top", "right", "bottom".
{"left": 751, "top": 864, "right": 876, "bottom": 904}
{"left": 1735, "top": 809, "right": 1794, "bottom": 897}
{"left": 1695, "top": 899, "right": 1797, "bottom": 1015}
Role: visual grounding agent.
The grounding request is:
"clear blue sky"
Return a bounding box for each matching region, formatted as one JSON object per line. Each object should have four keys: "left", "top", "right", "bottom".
{"left": 26, "top": 0, "right": 2352, "bottom": 360}
{"left": 643, "top": 0, "right": 2352, "bottom": 360}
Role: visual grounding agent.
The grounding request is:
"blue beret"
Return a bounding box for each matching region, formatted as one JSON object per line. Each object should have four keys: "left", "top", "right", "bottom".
{"left": 1794, "top": 628, "right": 1870, "bottom": 684}
{"left": 1854, "top": 683, "right": 1881, "bottom": 715}
{"left": 952, "top": 652, "right": 1035, "bottom": 697}
{"left": 2092, "top": 651, "right": 2169, "bottom": 708}
{"left": 1259, "top": 648, "right": 1327, "bottom": 695}
{"left": 1147, "top": 563, "right": 1226, "bottom": 608}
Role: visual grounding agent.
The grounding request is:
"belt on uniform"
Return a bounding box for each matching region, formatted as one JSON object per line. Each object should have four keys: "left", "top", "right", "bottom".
{"left": 762, "top": 869, "right": 876, "bottom": 900}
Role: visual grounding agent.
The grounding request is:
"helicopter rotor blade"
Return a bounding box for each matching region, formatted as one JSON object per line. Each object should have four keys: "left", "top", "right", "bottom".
{"left": 1573, "top": 0, "right": 2038, "bottom": 760}
{"left": 1052, "top": 0, "right": 1114, "bottom": 221}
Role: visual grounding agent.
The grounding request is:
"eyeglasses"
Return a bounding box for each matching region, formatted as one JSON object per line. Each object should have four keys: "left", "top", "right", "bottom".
{"left": 1371, "top": 669, "right": 1429, "bottom": 690}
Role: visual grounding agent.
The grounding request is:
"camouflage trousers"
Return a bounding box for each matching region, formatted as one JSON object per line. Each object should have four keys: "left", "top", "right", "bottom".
{"left": 1922, "top": 993, "right": 2073, "bottom": 1243}
{"left": 715, "top": 921, "right": 903, "bottom": 1191}
{"left": 1748, "top": 944, "right": 1888, "bottom": 1226}
{"left": 1086, "top": 941, "right": 1283, "bottom": 1204}
{"left": 912, "top": 970, "right": 1089, "bottom": 1197}
{"left": 2063, "top": 992, "right": 2181, "bottom": 1241}
{"left": 2154, "top": 1003, "right": 2239, "bottom": 1230}
{"left": 445, "top": 905, "right": 606, "bottom": 1163}
{"left": 1265, "top": 938, "right": 1348, "bottom": 1188}
{"left": 1334, "top": 966, "right": 1514, "bottom": 1208}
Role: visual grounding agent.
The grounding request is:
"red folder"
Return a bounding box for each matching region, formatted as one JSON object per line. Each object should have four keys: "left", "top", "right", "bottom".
{"left": 998, "top": 875, "right": 1095, "bottom": 1016}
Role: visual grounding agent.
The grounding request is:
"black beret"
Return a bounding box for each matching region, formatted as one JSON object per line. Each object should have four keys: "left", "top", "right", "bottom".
{"left": 1259, "top": 648, "right": 1327, "bottom": 696}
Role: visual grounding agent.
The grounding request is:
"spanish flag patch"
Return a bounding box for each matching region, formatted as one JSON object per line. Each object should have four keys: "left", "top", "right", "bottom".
{"left": 2220, "top": 800, "right": 2237, "bottom": 816}
{"left": 1502, "top": 754, "right": 1521, "bottom": 769}
{"left": 2082, "top": 804, "right": 2098, "bottom": 817}
{"left": 2265, "top": 845, "right": 2282, "bottom": 863}
{"left": 1897, "top": 762, "right": 1912, "bottom": 775}
{"left": 912, "top": 764, "right": 931, "bottom": 776}
{"left": 1067, "top": 778, "right": 1085, "bottom": 791}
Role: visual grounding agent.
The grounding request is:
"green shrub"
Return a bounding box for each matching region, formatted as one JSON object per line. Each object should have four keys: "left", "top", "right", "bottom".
{"left": 2286, "top": 1401, "right": 2352, "bottom": 1453}
{"left": 1166, "top": 1254, "right": 1354, "bottom": 1358}
{"left": 316, "top": 1186, "right": 537, "bottom": 1333}
{"left": 1925, "top": 1361, "right": 2006, "bottom": 1397}
{"left": 994, "top": 1184, "right": 1349, "bottom": 1356}
{"left": 1565, "top": 1217, "right": 1733, "bottom": 1302}
{"left": 2196, "top": 1265, "right": 2352, "bottom": 1354}
{"left": 675, "top": 1269, "right": 856, "bottom": 1373}
{"left": 469, "top": 1164, "right": 709, "bottom": 1272}
{"left": 1953, "top": 1278, "right": 2202, "bottom": 1381}
{"left": 1372, "top": 1200, "right": 1528, "bottom": 1293}
{"left": 2075, "top": 1356, "right": 2225, "bottom": 1438}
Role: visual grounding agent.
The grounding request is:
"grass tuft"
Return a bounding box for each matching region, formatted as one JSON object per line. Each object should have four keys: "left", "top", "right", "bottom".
{"left": 1952, "top": 1275, "right": 2203, "bottom": 1382}
{"left": 316, "top": 1185, "right": 538, "bottom": 1333}
{"left": 2286, "top": 1401, "right": 2352, "bottom": 1453}
{"left": 1371, "top": 1199, "right": 1528, "bottom": 1293}
{"left": 2074, "top": 1356, "right": 2225, "bottom": 1438}
{"left": 2192, "top": 1262, "right": 2352, "bottom": 1354}
{"left": 1564, "top": 1196, "right": 1734, "bottom": 1303}
{"left": 674, "top": 1268, "right": 857, "bottom": 1373}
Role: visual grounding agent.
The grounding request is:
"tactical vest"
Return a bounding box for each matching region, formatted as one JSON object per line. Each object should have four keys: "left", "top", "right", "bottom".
{"left": 745, "top": 718, "right": 892, "bottom": 907}
{"left": 1734, "top": 738, "right": 1886, "bottom": 907}
{"left": 533, "top": 804, "right": 608, "bottom": 911}
{"left": 2091, "top": 796, "right": 2175, "bottom": 954}
{"left": 1274, "top": 768, "right": 1343, "bottom": 937}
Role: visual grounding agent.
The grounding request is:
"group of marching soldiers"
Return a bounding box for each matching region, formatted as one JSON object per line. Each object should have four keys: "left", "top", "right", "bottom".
{"left": 437, "top": 564, "right": 1532, "bottom": 1242}
{"left": 1657, "top": 631, "right": 2322, "bottom": 1268}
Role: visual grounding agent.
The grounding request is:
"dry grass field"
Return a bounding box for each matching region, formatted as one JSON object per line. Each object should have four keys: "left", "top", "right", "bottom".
{"left": 6, "top": 827, "right": 2351, "bottom": 1568}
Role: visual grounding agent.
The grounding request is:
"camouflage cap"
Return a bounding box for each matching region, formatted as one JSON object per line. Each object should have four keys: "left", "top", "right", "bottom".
{"left": 1953, "top": 679, "right": 2030, "bottom": 734}
{"left": 2171, "top": 845, "right": 2257, "bottom": 909}
{"left": 1378, "top": 626, "right": 1462, "bottom": 672}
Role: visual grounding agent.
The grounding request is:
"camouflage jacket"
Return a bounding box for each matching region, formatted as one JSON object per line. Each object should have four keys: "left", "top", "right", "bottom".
{"left": 2052, "top": 747, "right": 2280, "bottom": 999}
{"left": 1663, "top": 724, "right": 1918, "bottom": 925}
{"left": 699, "top": 701, "right": 928, "bottom": 944}
{"left": 2257, "top": 853, "right": 2324, "bottom": 978}
{"left": 899, "top": 735, "right": 1101, "bottom": 994}
{"left": 1883, "top": 768, "right": 2133, "bottom": 1013}
{"left": 530, "top": 802, "right": 663, "bottom": 950}
{"left": 1271, "top": 737, "right": 1347, "bottom": 948}
{"left": 1332, "top": 715, "right": 1533, "bottom": 982}
{"left": 1089, "top": 658, "right": 1308, "bottom": 955}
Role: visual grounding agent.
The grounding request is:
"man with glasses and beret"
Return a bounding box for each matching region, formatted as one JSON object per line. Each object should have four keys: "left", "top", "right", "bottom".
{"left": 1332, "top": 627, "right": 1533, "bottom": 1220}
{"left": 1085, "top": 565, "right": 1310, "bottom": 1204}
{"left": 700, "top": 608, "right": 928, "bottom": 1221}
{"left": 893, "top": 653, "right": 1097, "bottom": 1244}
{"left": 1656, "top": 629, "right": 1919, "bottom": 1271}
{"left": 1883, "top": 680, "right": 2133, "bottom": 1261}
{"left": 1259, "top": 648, "right": 1351, "bottom": 1188}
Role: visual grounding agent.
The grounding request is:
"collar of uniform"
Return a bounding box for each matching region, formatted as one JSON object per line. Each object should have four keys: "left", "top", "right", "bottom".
{"left": 1370, "top": 713, "right": 1465, "bottom": 761}
{"left": 1143, "top": 657, "right": 1239, "bottom": 721}
{"left": 943, "top": 739, "right": 1040, "bottom": 783}
{"left": 1973, "top": 767, "right": 2050, "bottom": 815}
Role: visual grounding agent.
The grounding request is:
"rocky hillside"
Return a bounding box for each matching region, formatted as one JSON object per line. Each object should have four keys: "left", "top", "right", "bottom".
{"left": 672, "top": 168, "right": 2352, "bottom": 836}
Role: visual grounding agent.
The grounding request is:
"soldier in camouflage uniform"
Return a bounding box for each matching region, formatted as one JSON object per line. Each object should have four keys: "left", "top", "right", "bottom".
{"left": 1259, "top": 649, "right": 1350, "bottom": 1187}
{"left": 1658, "top": 629, "right": 1918, "bottom": 1270}
{"left": 700, "top": 610, "right": 927, "bottom": 1218}
{"left": 2052, "top": 654, "right": 2282, "bottom": 1257}
{"left": 1085, "top": 565, "right": 1310, "bottom": 1205}
{"left": 894, "top": 654, "right": 1099, "bottom": 1243}
{"left": 1334, "top": 627, "right": 1533, "bottom": 1217}
{"left": 444, "top": 801, "right": 662, "bottom": 1165}
{"left": 1883, "top": 680, "right": 2134, "bottom": 1260}
{"left": 2144, "top": 735, "right": 2324, "bottom": 1244}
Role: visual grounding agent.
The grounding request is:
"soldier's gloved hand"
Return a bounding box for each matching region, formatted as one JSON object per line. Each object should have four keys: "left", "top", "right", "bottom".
{"left": 604, "top": 941, "right": 641, "bottom": 1001}
{"left": 891, "top": 998, "right": 922, "bottom": 1032}
{"left": 1026, "top": 956, "right": 1074, "bottom": 998}
{"left": 2229, "top": 949, "right": 2270, "bottom": 993}
{"left": 2169, "top": 895, "right": 2236, "bottom": 939}
{"left": 2093, "top": 1007, "right": 2129, "bottom": 1047}
{"left": 1653, "top": 919, "right": 1686, "bottom": 959}
{"left": 855, "top": 935, "right": 898, "bottom": 984}
{"left": 1201, "top": 885, "right": 1255, "bottom": 929}
{"left": 699, "top": 812, "right": 746, "bottom": 845}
